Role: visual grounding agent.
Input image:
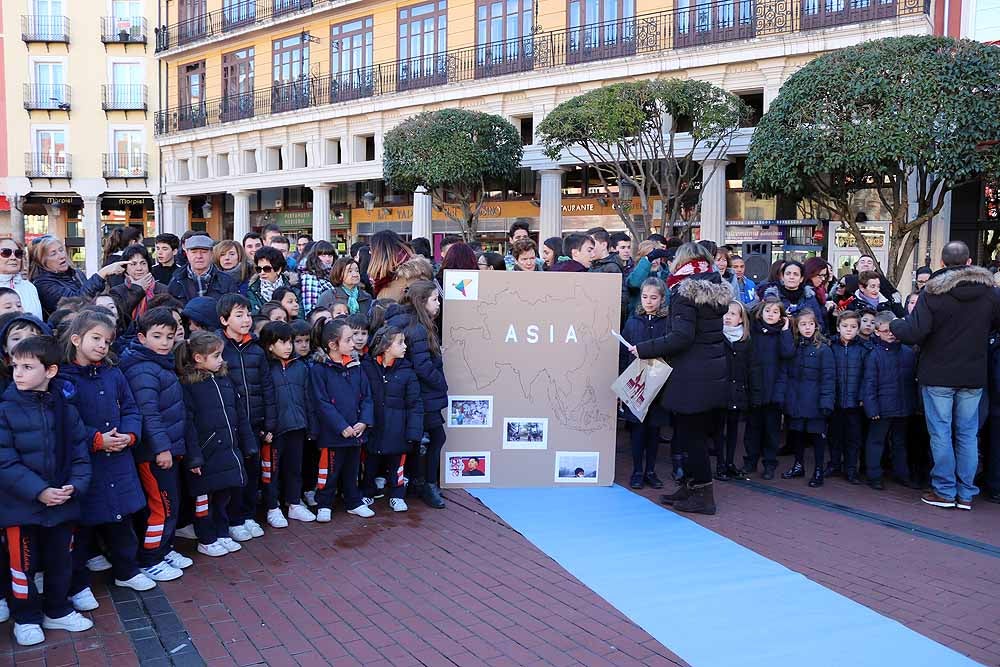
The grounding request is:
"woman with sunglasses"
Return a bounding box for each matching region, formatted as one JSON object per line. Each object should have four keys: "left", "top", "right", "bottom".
{"left": 30, "top": 236, "right": 126, "bottom": 318}
{"left": 247, "top": 246, "right": 301, "bottom": 316}
{"left": 0, "top": 238, "right": 42, "bottom": 318}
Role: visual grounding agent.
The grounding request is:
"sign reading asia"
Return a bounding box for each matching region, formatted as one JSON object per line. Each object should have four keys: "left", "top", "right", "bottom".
{"left": 440, "top": 270, "right": 620, "bottom": 487}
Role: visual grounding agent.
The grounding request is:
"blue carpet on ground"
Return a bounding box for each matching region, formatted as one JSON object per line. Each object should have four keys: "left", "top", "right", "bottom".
{"left": 468, "top": 485, "right": 979, "bottom": 667}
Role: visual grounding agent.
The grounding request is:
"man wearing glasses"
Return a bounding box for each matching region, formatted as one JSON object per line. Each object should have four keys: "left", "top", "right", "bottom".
{"left": 166, "top": 234, "right": 238, "bottom": 305}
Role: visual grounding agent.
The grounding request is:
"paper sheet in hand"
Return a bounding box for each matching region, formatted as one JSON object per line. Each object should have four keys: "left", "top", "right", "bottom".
{"left": 611, "top": 330, "right": 631, "bottom": 348}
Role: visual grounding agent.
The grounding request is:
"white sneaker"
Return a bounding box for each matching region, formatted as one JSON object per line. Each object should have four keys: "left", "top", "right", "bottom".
{"left": 362, "top": 497, "right": 375, "bottom": 506}
{"left": 316, "top": 508, "right": 332, "bottom": 523}
{"left": 141, "top": 561, "right": 183, "bottom": 582}
{"left": 85, "top": 555, "right": 112, "bottom": 572}
{"left": 13, "top": 623, "right": 44, "bottom": 646}
{"left": 42, "top": 611, "right": 94, "bottom": 632}
{"left": 287, "top": 504, "right": 315, "bottom": 522}
{"left": 303, "top": 490, "right": 317, "bottom": 507}
{"left": 174, "top": 524, "right": 197, "bottom": 540}
{"left": 266, "top": 508, "right": 288, "bottom": 528}
{"left": 34, "top": 572, "right": 44, "bottom": 594}
{"left": 228, "top": 525, "right": 252, "bottom": 542}
{"left": 70, "top": 587, "right": 99, "bottom": 612}
{"left": 244, "top": 519, "right": 264, "bottom": 538}
{"left": 218, "top": 537, "right": 242, "bottom": 553}
{"left": 0, "top": 598, "right": 9, "bottom": 623}
{"left": 165, "top": 550, "right": 194, "bottom": 569}
{"left": 389, "top": 498, "right": 409, "bottom": 512}
{"left": 348, "top": 504, "right": 375, "bottom": 518}
{"left": 197, "top": 541, "right": 229, "bottom": 557}
{"left": 115, "top": 573, "right": 156, "bottom": 591}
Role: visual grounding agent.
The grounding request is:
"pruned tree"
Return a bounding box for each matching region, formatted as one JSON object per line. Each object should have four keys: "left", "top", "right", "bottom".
{"left": 383, "top": 108, "right": 523, "bottom": 241}
{"left": 744, "top": 35, "right": 1000, "bottom": 284}
{"left": 537, "top": 79, "right": 749, "bottom": 241}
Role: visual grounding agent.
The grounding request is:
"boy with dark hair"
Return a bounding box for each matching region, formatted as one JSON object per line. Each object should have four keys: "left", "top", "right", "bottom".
{"left": 863, "top": 312, "right": 918, "bottom": 490}
{"left": 609, "top": 231, "right": 633, "bottom": 273}
{"left": 152, "top": 233, "right": 180, "bottom": 284}
{"left": 550, "top": 234, "right": 595, "bottom": 273}
{"left": 828, "top": 310, "right": 868, "bottom": 483}
{"left": 118, "top": 308, "right": 188, "bottom": 582}
{"left": 439, "top": 235, "right": 462, "bottom": 260}
{"left": 347, "top": 312, "right": 369, "bottom": 357}
{"left": 290, "top": 319, "right": 312, "bottom": 359}
{"left": 0, "top": 287, "right": 23, "bottom": 314}
{"left": 0, "top": 336, "right": 93, "bottom": 646}
{"left": 504, "top": 222, "right": 535, "bottom": 270}
{"left": 217, "top": 294, "right": 277, "bottom": 541}
{"left": 587, "top": 227, "right": 627, "bottom": 322}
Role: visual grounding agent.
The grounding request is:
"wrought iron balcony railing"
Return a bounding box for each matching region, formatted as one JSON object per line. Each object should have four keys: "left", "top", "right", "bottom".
{"left": 102, "top": 84, "right": 148, "bottom": 110}
{"left": 25, "top": 153, "right": 72, "bottom": 179}
{"left": 101, "top": 16, "right": 148, "bottom": 43}
{"left": 103, "top": 153, "right": 149, "bottom": 178}
{"left": 24, "top": 84, "right": 71, "bottom": 111}
{"left": 22, "top": 15, "right": 70, "bottom": 43}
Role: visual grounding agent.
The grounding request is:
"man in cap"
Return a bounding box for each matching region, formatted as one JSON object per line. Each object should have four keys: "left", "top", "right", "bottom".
{"left": 167, "top": 233, "right": 238, "bottom": 305}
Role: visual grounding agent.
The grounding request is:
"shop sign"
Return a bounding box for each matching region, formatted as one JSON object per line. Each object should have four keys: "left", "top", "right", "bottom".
{"left": 835, "top": 227, "right": 886, "bottom": 249}
{"left": 28, "top": 195, "right": 81, "bottom": 207}
{"left": 103, "top": 196, "right": 153, "bottom": 209}
{"left": 725, "top": 225, "right": 783, "bottom": 242}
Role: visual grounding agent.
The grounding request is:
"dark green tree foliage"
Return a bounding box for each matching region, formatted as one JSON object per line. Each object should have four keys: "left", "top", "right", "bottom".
{"left": 745, "top": 36, "right": 1000, "bottom": 283}
{"left": 383, "top": 108, "right": 523, "bottom": 241}
{"left": 537, "top": 79, "right": 748, "bottom": 241}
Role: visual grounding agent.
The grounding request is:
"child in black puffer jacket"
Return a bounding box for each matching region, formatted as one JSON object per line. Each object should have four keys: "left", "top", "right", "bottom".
{"left": 621, "top": 278, "right": 669, "bottom": 490}
{"left": 745, "top": 297, "right": 795, "bottom": 479}
{"left": 714, "top": 301, "right": 752, "bottom": 482}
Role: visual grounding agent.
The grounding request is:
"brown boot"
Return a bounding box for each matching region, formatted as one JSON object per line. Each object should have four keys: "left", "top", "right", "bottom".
{"left": 673, "top": 481, "right": 716, "bottom": 515}
{"left": 660, "top": 481, "right": 691, "bottom": 506}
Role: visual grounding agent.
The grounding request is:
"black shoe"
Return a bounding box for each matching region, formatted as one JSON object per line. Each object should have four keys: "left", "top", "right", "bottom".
{"left": 869, "top": 478, "right": 885, "bottom": 491}
{"left": 421, "top": 483, "right": 445, "bottom": 509}
{"left": 726, "top": 465, "right": 750, "bottom": 481}
{"left": 673, "top": 482, "right": 717, "bottom": 515}
{"left": 714, "top": 467, "right": 729, "bottom": 482}
{"left": 660, "top": 482, "right": 691, "bottom": 506}
{"left": 986, "top": 492, "right": 1000, "bottom": 504}
{"left": 629, "top": 472, "right": 644, "bottom": 489}
{"left": 808, "top": 467, "right": 824, "bottom": 488}
{"left": 743, "top": 460, "right": 757, "bottom": 476}
{"left": 823, "top": 463, "right": 842, "bottom": 478}
{"left": 781, "top": 462, "right": 805, "bottom": 479}
{"left": 644, "top": 472, "right": 664, "bottom": 489}
{"left": 847, "top": 471, "right": 862, "bottom": 485}
{"left": 894, "top": 475, "right": 921, "bottom": 490}
{"left": 761, "top": 465, "right": 776, "bottom": 481}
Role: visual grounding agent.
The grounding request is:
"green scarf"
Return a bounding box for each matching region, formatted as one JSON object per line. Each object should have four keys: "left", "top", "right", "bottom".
{"left": 342, "top": 285, "right": 360, "bottom": 314}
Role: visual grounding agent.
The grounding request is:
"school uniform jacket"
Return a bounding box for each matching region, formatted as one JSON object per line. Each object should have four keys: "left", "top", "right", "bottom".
{"left": 862, "top": 341, "right": 917, "bottom": 419}
{"left": 119, "top": 340, "right": 187, "bottom": 461}
{"left": 0, "top": 379, "right": 92, "bottom": 528}
{"left": 268, "top": 356, "right": 317, "bottom": 437}
{"left": 749, "top": 321, "right": 795, "bottom": 407}
{"left": 309, "top": 351, "right": 373, "bottom": 448}
{"left": 830, "top": 336, "right": 869, "bottom": 410}
{"left": 774, "top": 338, "right": 835, "bottom": 419}
{"left": 362, "top": 356, "right": 424, "bottom": 455}
{"left": 58, "top": 362, "right": 145, "bottom": 525}
{"left": 384, "top": 304, "right": 448, "bottom": 415}
{"left": 222, "top": 334, "right": 278, "bottom": 435}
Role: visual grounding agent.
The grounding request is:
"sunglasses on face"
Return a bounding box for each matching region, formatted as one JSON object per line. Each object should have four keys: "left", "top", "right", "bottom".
{"left": 0, "top": 248, "right": 24, "bottom": 259}
{"left": 256, "top": 264, "right": 274, "bottom": 273}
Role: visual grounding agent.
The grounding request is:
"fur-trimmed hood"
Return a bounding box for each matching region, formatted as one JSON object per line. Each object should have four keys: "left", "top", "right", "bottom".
{"left": 179, "top": 363, "right": 228, "bottom": 385}
{"left": 675, "top": 273, "right": 733, "bottom": 308}
{"left": 924, "top": 265, "right": 995, "bottom": 299}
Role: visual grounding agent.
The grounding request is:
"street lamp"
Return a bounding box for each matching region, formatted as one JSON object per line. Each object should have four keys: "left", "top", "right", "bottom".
{"left": 362, "top": 191, "right": 376, "bottom": 212}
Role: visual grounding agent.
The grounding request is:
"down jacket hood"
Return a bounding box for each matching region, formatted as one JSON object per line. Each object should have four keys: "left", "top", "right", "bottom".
{"left": 675, "top": 273, "right": 733, "bottom": 309}
{"left": 923, "top": 265, "right": 994, "bottom": 300}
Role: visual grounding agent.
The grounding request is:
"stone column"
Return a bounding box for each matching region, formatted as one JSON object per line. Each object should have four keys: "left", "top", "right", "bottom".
{"left": 230, "top": 190, "right": 252, "bottom": 242}
{"left": 539, "top": 169, "right": 563, "bottom": 241}
{"left": 309, "top": 184, "right": 332, "bottom": 242}
{"left": 699, "top": 159, "right": 729, "bottom": 245}
{"left": 929, "top": 191, "right": 952, "bottom": 269}
{"left": 9, "top": 204, "right": 25, "bottom": 245}
{"left": 412, "top": 186, "right": 432, "bottom": 241}
{"left": 82, "top": 196, "right": 101, "bottom": 277}
{"left": 161, "top": 195, "right": 190, "bottom": 236}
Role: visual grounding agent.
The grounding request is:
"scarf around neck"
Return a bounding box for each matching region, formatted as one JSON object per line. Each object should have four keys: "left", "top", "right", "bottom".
{"left": 341, "top": 284, "right": 360, "bottom": 314}
{"left": 666, "top": 258, "right": 712, "bottom": 289}
{"left": 723, "top": 324, "right": 744, "bottom": 342}
{"left": 778, "top": 283, "right": 805, "bottom": 304}
{"left": 259, "top": 275, "right": 284, "bottom": 303}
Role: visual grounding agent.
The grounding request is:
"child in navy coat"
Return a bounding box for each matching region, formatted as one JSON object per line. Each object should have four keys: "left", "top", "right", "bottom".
{"left": 260, "top": 321, "right": 317, "bottom": 526}
{"left": 746, "top": 297, "right": 795, "bottom": 479}
{"left": 714, "top": 301, "right": 752, "bottom": 481}
{"left": 863, "top": 312, "right": 918, "bottom": 490}
{"left": 361, "top": 325, "right": 424, "bottom": 511}
{"left": 776, "top": 310, "right": 834, "bottom": 487}
{"left": 61, "top": 310, "right": 153, "bottom": 613}
{"left": 0, "top": 336, "right": 92, "bottom": 646}
{"left": 310, "top": 317, "right": 374, "bottom": 521}
{"left": 621, "top": 278, "right": 669, "bottom": 489}
{"left": 177, "top": 331, "right": 257, "bottom": 558}
{"left": 828, "top": 310, "right": 869, "bottom": 484}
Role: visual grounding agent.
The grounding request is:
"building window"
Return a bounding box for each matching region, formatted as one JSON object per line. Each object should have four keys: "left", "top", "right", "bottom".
{"left": 475, "top": 0, "right": 534, "bottom": 77}
{"left": 111, "top": 0, "right": 143, "bottom": 37}
{"left": 675, "top": 0, "right": 753, "bottom": 47}
{"left": 111, "top": 61, "right": 143, "bottom": 108}
{"left": 274, "top": 0, "right": 313, "bottom": 18}
{"left": 272, "top": 33, "right": 310, "bottom": 113}
{"left": 223, "top": 0, "right": 255, "bottom": 30}
{"left": 330, "top": 16, "right": 374, "bottom": 101}
{"left": 32, "top": 60, "right": 66, "bottom": 108}
{"left": 178, "top": 60, "right": 206, "bottom": 130}
{"left": 566, "top": 0, "right": 636, "bottom": 64}
{"left": 398, "top": 1, "right": 448, "bottom": 91}
{"left": 178, "top": 0, "right": 207, "bottom": 44}
{"left": 32, "top": 0, "right": 64, "bottom": 40}
{"left": 111, "top": 129, "right": 143, "bottom": 176}
{"left": 800, "top": 0, "right": 896, "bottom": 29}
{"left": 222, "top": 47, "right": 255, "bottom": 121}
{"left": 33, "top": 129, "right": 68, "bottom": 176}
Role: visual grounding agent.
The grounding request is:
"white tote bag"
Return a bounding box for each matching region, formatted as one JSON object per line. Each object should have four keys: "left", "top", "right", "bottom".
{"left": 611, "top": 357, "right": 673, "bottom": 422}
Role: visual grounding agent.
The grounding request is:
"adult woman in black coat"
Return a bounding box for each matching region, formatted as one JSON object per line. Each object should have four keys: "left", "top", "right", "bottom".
{"left": 630, "top": 242, "right": 731, "bottom": 515}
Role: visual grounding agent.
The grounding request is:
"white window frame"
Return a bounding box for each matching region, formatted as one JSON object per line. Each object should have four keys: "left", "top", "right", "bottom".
{"left": 30, "top": 124, "right": 70, "bottom": 177}
{"left": 108, "top": 123, "right": 146, "bottom": 176}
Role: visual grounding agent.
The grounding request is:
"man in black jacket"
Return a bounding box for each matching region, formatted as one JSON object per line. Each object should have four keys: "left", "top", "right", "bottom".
{"left": 891, "top": 241, "right": 1000, "bottom": 511}
{"left": 167, "top": 235, "right": 238, "bottom": 305}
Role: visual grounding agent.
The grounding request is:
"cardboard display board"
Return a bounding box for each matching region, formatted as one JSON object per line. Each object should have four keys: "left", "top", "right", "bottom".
{"left": 440, "top": 269, "right": 621, "bottom": 487}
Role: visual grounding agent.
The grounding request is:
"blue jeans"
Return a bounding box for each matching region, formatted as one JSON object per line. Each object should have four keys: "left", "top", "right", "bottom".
{"left": 921, "top": 386, "right": 981, "bottom": 501}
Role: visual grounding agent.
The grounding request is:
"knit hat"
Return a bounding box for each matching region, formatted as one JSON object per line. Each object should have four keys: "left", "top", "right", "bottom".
{"left": 182, "top": 296, "right": 219, "bottom": 331}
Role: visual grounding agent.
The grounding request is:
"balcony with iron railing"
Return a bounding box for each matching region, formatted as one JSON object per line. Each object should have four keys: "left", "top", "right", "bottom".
{"left": 103, "top": 153, "right": 149, "bottom": 178}
{"left": 155, "top": 0, "right": 930, "bottom": 136}
{"left": 103, "top": 84, "right": 149, "bottom": 111}
{"left": 156, "top": 0, "right": 316, "bottom": 51}
{"left": 101, "top": 16, "right": 148, "bottom": 44}
{"left": 25, "top": 154, "right": 72, "bottom": 179}
{"left": 24, "top": 84, "right": 71, "bottom": 111}
{"left": 22, "top": 15, "right": 70, "bottom": 43}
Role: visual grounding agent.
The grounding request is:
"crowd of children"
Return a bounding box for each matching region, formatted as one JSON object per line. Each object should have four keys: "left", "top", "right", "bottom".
{"left": 621, "top": 280, "right": 932, "bottom": 494}
{"left": 0, "top": 276, "right": 444, "bottom": 647}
